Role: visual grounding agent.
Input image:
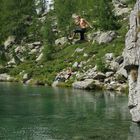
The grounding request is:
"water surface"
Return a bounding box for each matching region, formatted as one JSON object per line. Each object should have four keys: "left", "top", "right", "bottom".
{"left": 0, "top": 83, "right": 139, "bottom": 140}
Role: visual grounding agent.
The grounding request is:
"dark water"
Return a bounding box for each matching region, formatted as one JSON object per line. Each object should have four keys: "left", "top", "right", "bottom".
{"left": 0, "top": 83, "right": 139, "bottom": 140}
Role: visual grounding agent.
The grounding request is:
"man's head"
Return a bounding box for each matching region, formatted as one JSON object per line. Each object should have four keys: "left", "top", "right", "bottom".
{"left": 72, "top": 14, "right": 81, "bottom": 20}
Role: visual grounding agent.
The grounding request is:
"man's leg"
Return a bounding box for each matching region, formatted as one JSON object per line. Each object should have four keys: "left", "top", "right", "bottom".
{"left": 68, "top": 30, "right": 78, "bottom": 40}
{"left": 80, "top": 32, "right": 85, "bottom": 40}
{"left": 80, "top": 29, "right": 86, "bottom": 40}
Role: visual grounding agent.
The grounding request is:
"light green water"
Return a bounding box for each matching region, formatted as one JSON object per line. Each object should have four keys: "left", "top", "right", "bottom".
{"left": 0, "top": 82, "right": 139, "bottom": 140}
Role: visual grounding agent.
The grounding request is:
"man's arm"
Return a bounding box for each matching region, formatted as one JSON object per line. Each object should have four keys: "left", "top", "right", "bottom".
{"left": 82, "top": 18, "right": 93, "bottom": 28}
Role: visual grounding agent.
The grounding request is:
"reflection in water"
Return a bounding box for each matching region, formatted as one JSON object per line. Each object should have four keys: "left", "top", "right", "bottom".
{"left": 0, "top": 83, "right": 139, "bottom": 139}
{"left": 128, "top": 123, "right": 140, "bottom": 140}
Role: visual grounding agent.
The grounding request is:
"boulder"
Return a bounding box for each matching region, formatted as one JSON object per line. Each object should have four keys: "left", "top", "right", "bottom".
{"left": 105, "top": 53, "right": 114, "bottom": 61}
{"left": 36, "top": 53, "right": 43, "bottom": 61}
{"left": 4, "top": 36, "right": 16, "bottom": 50}
{"left": 55, "top": 37, "right": 68, "bottom": 46}
{"left": 30, "top": 48, "right": 38, "bottom": 54}
{"left": 28, "top": 42, "right": 41, "bottom": 49}
{"left": 113, "top": 0, "right": 127, "bottom": 5}
{"left": 23, "top": 73, "right": 30, "bottom": 81}
{"left": 93, "top": 72, "right": 106, "bottom": 80}
{"left": 72, "top": 62, "right": 79, "bottom": 68}
{"left": 7, "top": 58, "right": 16, "bottom": 65}
{"left": 53, "top": 68, "right": 73, "bottom": 84}
{"left": 109, "top": 61, "right": 120, "bottom": 71}
{"left": 76, "top": 68, "right": 106, "bottom": 81}
{"left": 52, "top": 81, "right": 65, "bottom": 87}
{"left": 87, "top": 31, "right": 101, "bottom": 42}
{"left": 74, "top": 48, "right": 84, "bottom": 53}
{"left": 116, "top": 66, "right": 128, "bottom": 78}
{"left": 83, "top": 53, "right": 88, "bottom": 57}
{"left": 114, "top": 6, "right": 130, "bottom": 16}
{"left": 97, "top": 31, "right": 116, "bottom": 44}
{"left": 88, "top": 31, "right": 116, "bottom": 44}
{"left": 116, "top": 84, "right": 128, "bottom": 92}
{"left": 0, "top": 73, "right": 13, "bottom": 81}
{"left": 32, "top": 41, "right": 41, "bottom": 46}
{"left": 106, "top": 72, "right": 114, "bottom": 78}
{"left": 113, "top": 0, "right": 131, "bottom": 16}
{"left": 72, "top": 79, "right": 102, "bottom": 90}
{"left": 105, "top": 82, "right": 127, "bottom": 91}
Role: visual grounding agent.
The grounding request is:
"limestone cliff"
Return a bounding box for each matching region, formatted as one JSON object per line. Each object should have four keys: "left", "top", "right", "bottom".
{"left": 123, "top": 0, "right": 140, "bottom": 123}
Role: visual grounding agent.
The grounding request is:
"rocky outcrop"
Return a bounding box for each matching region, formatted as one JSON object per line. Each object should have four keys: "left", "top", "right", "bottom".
{"left": 0, "top": 74, "right": 14, "bottom": 82}
{"left": 52, "top": 68, "right": 73, "bottom": 87}
{"left": 123, "top": 0, "right": 140, "bottom": 123}
{"left": 112, "top": 0, "right": 131, "bottom": 16}
{"left": 87, "top": 31, "right": 116, "bottom": 44}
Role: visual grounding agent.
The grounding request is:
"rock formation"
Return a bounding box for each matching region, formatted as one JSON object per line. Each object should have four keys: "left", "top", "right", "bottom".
{"left": 123, "top": 0, "right": 140, "bottom": 123}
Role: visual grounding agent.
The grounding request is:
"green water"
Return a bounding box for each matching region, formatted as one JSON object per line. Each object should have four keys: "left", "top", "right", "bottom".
{"left": 0, "top": 83, "right": 139, "bottom": 140}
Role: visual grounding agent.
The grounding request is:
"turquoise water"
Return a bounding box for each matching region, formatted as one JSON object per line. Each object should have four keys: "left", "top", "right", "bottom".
{"left": 0, "top": 83, "right": 139, "bottom": 140}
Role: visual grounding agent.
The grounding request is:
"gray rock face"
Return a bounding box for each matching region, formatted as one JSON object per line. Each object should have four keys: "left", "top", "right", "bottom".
{"left": 112, "top": 0, "right": 131, "bottom": 16}
{"left": 123, "top": 0, "right": 140, "bottom": 123}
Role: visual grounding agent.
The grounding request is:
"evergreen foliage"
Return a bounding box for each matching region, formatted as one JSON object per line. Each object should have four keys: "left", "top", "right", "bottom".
{"left": 97, "top": 0, "right": 118, "bottom": 30}
{"left": 0, "top": 0, "right": 36, "bottom": 43}
{"left": 54, "top": 0, "right": 76, "bottom": 32}
{"left": 42, "top": 18, "right": 55, "bottom": 60}
{"left": 54, "top": 0, "right": 118, "bottom": 34}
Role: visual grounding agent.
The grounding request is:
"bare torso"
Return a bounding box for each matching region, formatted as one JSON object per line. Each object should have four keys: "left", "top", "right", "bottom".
{"left": 79, "top": 18, "right": 88, "bottom": 28}
{"left": 74, "top": 17, "right": 89, "bottom": 29}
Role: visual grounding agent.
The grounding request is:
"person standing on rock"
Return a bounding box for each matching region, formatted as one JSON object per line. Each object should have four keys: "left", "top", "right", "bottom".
{"left": 68, "top": 14, "right": 93, "bottom": 41}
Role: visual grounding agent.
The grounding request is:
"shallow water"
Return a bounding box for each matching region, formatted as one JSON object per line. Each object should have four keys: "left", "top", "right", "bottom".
{"left": 0, "top": 82, "right": 139, "bottom": 140}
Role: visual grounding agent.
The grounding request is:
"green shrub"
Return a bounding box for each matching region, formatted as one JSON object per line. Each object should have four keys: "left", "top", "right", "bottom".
{"left": 96, "top": 58, "right": 107, "bottom": 73}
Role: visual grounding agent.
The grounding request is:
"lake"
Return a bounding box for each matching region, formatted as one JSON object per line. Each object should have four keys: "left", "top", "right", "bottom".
{"left": 0, "top": 83, "right": 139, "bottom": 140}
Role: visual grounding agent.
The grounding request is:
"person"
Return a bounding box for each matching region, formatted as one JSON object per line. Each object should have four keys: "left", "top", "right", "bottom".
{"left": 68, "top": 14, "right": 93, "bottom": 41}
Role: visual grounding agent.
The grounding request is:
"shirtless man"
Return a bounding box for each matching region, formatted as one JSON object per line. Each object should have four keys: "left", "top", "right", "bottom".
{"left": 69, "top": 15, "right": 93, "bottom": 41}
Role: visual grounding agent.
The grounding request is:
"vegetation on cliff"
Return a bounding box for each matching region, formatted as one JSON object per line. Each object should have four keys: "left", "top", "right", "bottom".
{"left": 0, "top": 0, "right": 136, "bottom": 87}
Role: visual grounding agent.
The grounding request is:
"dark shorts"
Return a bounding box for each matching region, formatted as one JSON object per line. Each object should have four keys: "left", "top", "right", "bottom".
{"left": 74, "top": 28, "right": 87, "bottom": 34}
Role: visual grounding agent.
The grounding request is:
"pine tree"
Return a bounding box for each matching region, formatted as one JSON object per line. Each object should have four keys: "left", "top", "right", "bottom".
{"left": 55, "top": 0, "right": 76, "bottom": 31}
{"left": 0, "top": 0, "right": 36, "bottom": 42}
{"left": 42, "top": 18, "right": 55, "bottom": 60}
{"left": 98, "top": 0, "right": 118, "bottom": 30}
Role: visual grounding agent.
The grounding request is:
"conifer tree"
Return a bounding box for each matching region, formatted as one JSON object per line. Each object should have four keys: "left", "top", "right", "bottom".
{"left": 0, "top": 0, "right": 36, "bottom": 42}
{"left": 43, "top": 18, "right": 55, "bottom": 60}
{"left": 97, "top": 0, "right": 117, "bottom": 30}
{"left": 55, "top": 0, "right": 76, "bottom": 31}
